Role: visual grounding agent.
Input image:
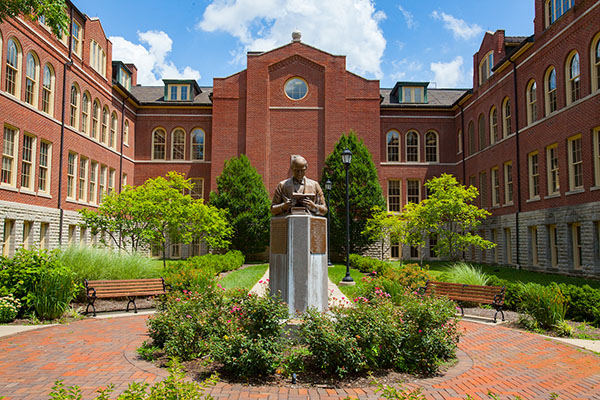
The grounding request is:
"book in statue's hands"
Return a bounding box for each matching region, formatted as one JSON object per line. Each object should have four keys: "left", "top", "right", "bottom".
{"left": 291, "top": 192, "right": 315, "bottom": 207}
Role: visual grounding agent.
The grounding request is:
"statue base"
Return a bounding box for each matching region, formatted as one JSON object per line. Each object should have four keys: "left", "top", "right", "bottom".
{"left": 269, "top": 214, "right": 328, "bottom": 314}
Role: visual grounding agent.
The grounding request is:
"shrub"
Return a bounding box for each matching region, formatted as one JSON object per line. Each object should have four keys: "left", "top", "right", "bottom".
{"left": 557, "top": 283, "right": 600, "bottom": 327}
{"left": 31, "top": 268, "right": 79, "bottom": 320}
{"left": 349, "top": 254, "right": 390, "bottom": 275}
{"left": 516, "top": 282, "right": 567, "bottom": 330}
{"left": 0, "top": 294, "right": 20, "bottom": 323}
{"left": 383, "top": 263, "right": 432, "bottom": 290}
{"left": 446, "top": 262, "right": 489, "bottom": 286}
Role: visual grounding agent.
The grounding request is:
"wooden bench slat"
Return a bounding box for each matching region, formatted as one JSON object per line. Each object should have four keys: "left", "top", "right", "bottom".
{"left": 85, "top": 278, "right": 169, "bottom": 316}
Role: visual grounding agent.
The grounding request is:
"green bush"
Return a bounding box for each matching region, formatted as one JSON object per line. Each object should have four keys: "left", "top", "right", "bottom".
{"left": 349, "top": 254, "right": 390, "bottom": 275}
{"left": 0, "top": 294, "right": 20, "bottom": 323}
{"left": 58, "top": 245, "right": 160, "bottom": 281}
{"left": 31, "top": 268, "right": 79, "bottom": 320}
{"left": 383, "top": 263, "right": 432, "bottom": 290}
{"left": 558, "top": 283, "right": 600, "bottom": 327}
{"left": 446, "top": 262, "right": 489, "bottom": 286}
{"left": 516, "top": 282, "right": 567, "bottom": 330}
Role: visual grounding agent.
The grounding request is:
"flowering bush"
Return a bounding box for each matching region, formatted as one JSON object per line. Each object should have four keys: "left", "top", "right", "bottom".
{"left": 0, "top": 294, "right": 20, "bottom": 323}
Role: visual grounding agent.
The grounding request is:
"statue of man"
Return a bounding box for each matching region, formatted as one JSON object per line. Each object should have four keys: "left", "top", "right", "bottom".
{"left": 271, "top": 155, "right": 327, "bottom": 216}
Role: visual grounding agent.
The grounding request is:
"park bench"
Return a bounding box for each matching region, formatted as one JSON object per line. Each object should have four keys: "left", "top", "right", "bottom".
{"left": 420, "top": 280, "right": 506, "bottom": 323}
{"left": 84, "top": 278, "right": 170, "bottom": 317}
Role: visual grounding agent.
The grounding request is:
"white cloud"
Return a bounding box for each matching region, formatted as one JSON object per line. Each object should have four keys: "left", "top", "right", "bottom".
{"left": 109, "top": 30, "right": 201, "bottom": 86}
{"left": 398, "top": 5, "right": 416, "bottom": 29}
{"left": 197, "top": 0, "right": 387, "bottom": 79}
{"left": 430, "top": 56, "right": 466, "bottom": 88}
{"left": 431, "top": 11, "right": 482, "bottom": 40}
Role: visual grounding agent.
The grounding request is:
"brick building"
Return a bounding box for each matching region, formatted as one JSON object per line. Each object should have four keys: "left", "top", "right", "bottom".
{"left": 1, "top": 0, "right": 599, "bottom": 275}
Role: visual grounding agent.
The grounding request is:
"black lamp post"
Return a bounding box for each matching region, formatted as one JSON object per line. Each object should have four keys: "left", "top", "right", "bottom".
{"left": 340, "top": 148, "right": 354, "bottom": 285}
{"left": 325, "top": 178, "right": 332, "bottom": 266}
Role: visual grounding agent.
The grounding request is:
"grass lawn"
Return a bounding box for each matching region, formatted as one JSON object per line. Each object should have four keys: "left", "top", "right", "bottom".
{"left": 219, "top": 264, "right": 268, "bottom": 291}
{"left": 327, "top": 264, "right": 369, "bottom": 299}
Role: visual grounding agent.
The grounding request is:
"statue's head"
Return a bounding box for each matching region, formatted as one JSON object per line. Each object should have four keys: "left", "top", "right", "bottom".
{"left": 291, "top": 155, "right": 308, "bottom": 182}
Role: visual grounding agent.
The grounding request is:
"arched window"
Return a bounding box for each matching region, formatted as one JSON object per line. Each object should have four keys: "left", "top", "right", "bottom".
{"left": 172, "top": 128, "right": 185, "bottom": 160}
{"left": 545, "top": 67, "right": 557, "bottom": 115}
{"left": 69, "top": 83, "right": 80, "bottom": 128}
{"left": 152, "top": 129, "right": 166, "bottom": 160}
{"left": 468, "top": 121, "right": 475, "bottom": 155}
{"left": 592, "top": 33, "right": 600, "bottom": 93}
{"left": 502, "top": 97, "right": 512, "bottom": 138}
{"left": 405, "top": 131, "right": 419, "bottom": 162}
{"left": 526, "top": 80, "right": 537, "bottom": 125}
{"left": 81, "top": 92, "right": 90, "bottom": 134}
{"left": 478, "top": 114, "right": 486, "bottom": 150}
{"left": 479, "top": 51, "right": 493, "bottom": 85}
{"left": 5, "top": 38, "right": 21, "bottom": 96}
{"left": 24, "top": 52, "right": 38, "bottom": 106}
{"left": 386, "top": 130, "right": 400, "bottom": 162}
{"left": 425, "top": 131, "right": 438, "bottom": 163}
{"left": 457, "top": 129, "right": 463, "bottom": 154}
{"left": 110, "top": 112, "right": 117, "bottom": 148}
{"left": 41, "top": 64, "right": 54, "bottom": 115}
{"left": 566, "top": 51, "right": 580, "bottom": 105}
{"left": 101, "top": 107, "right": 109, "bottom": 144}
{"left": 489, "top": 106, "right": 499, "bottom": 144}
{"left": 91, "top": 100, "right": 100, "bottom": 139}
{"left": 191, "top": 129, "right": 205, "bottom": 160}
{"left": 123, "top": 120, "right": 129, "bottom": 145}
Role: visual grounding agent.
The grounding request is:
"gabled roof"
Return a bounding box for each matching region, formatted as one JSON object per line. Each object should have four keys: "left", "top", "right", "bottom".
{"left": 130, "top": 86, "right": 213, "bottom": 106}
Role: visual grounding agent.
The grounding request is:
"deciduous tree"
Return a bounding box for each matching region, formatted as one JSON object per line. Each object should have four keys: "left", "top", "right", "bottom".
{"left": 0, "top": 0, "right": 69, "bottom": 37}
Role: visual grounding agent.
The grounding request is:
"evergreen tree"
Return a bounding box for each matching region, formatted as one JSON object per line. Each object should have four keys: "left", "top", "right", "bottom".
{"left": 210, "top": 155, "right": 271, "bottom": 256}
{"left": 321, "top": 131, "right": 385, "bottom": 256}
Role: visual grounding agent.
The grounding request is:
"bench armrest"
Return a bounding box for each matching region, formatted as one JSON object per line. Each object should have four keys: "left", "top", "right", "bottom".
{"left": 417, "top": 280, "right": 430, "bottom": 296}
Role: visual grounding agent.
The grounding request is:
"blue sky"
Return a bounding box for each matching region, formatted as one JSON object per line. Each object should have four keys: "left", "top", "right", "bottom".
{"left": 75, "top": 0, "right": 534, "bottom": 89}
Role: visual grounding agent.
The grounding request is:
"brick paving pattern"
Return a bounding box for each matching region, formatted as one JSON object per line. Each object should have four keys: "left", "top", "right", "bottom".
{"left": 0, "top": 316, "right": 599, "bottom": 399}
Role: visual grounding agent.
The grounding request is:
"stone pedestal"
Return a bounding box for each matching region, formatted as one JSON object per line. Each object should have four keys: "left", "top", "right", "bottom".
{"left": 269, "top": 214, "right": 328, "bottom": 314}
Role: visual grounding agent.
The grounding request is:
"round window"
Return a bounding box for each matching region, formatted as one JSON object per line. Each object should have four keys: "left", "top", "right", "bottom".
{"left": 284, "top": 78, "right": 308, "bottom": 100}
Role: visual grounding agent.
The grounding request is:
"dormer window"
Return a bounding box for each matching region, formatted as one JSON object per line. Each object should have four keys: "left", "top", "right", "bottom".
{"left": 391, "top": 82, "right": 428, "bottom": 104}
{"left": 169, "top": 84, "right": 190, "bottom": 101}
{"left": 479, "top": 51, "right": 493, "bottom": 85}
{"left": 163, "top": 79, "right": 201, "bottom": 102}
{"left": 113, "top": 62, "right": 132, "bottom": 91}
{"left": 545, "top": 0, "right": 574, "bottom": 27}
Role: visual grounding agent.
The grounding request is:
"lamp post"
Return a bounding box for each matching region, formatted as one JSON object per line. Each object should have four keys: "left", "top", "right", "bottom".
{"left": 340, "top": 148, "right": 354, "bottom": 285}
{"left": 325, "top": 178, "right": 332, "bottom": 266}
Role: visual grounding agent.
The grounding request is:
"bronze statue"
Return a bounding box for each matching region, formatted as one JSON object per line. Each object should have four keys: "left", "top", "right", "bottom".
{"left": 271, "top": 155, "right": 327, "bottom": 216}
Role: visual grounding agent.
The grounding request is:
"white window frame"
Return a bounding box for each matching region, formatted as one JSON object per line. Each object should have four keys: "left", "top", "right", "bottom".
{"left": 152, "top": 128, "right": 167, "bottom": 160}
{"left": 71, "top": 20, "right": 83, "bottom": 57}
{"left": 189, "top": 178, "right": 204, "bottom": 199}
{"left": 406, "top": 179, "right": 420, "bottom": 204}
{"left": 594, "top": 127, "right": 600, "bottom": 187}
{"left": 92, "top": 100, "right": 100, "bottom": 140}
{"left": 171, "top": 128, "right": 186, "bottom": 160}
{"left": 110, "top": 112, "right": 118, "bottom": 149}
{"left": 572, "top": 222, "right": 582, "bottom": 269}
{"left": 489, "top": 106, "right": 498, "bottom": 145}
{"left": 41, "top": 64, "right": 55, "bottom": 115}
{"left": 89, "top": 161, "right": 98, "bottom": 204}
{"left": 386, "top": 130, "right": 400, "bottom": 162}
{"left": 38, "top": 141, "right": 51, "bottom": 194}
{"left": 504, "top": 161, "right": 513, "bottom": 205}
{"left": 592, "top": 33, "right": 600, "bottom": 93}
{"left": 567, "top": 134, "right": 583, "bottom": 191}
{"left": 405, "top": 131, "right": 419, "bottom": 162}
{"left": 99, "top": 165, "right": 107, "bottom": 203}
{"left": 81, "top": 92, "right": 90, "bottom": 134}
{"left": 526, "top": 80, "right": 537, "bottom": 125}
{"left": 5, "top": 38, "right": 22, "bottom": 97}
{"left": 528, "top": 151, "right": 540, "bottom": 200}
{"left": 548, "top": 224, "right": 558, "bottom": 267}
{"left": 2, "top": 126, "right": 18, "bottom": 186}
{"left": 78, "top": 156, "right": 88, "bottom": 202}
{"left": 69, "top": 83, "right": 80, "bottom": 128}
{"left": 387, "top": 179, "right": 402, "bottom": 213}
{"left": 566, "top": 51, "right": 580, "bottom": 106}
{"left": 546, "top": 144, "right": 560, "bottom": 195}
{"left": 424, "top": 131, "right": 438, "bottom": 163}
{"left": 491, "top": 167, "right": 500, "bottom": 207}
{"left": 502, "top": 97, "right": 511, "bottom": 138}
{"left": 545, "top": 66, "right": 557, "bottom": 115}
{"left": 67, "top": 152, "right": 77, "bottom": 199}
{"left": 25, "top": 52, "right": 39, "bottom": 106}
{"left": 20, "top": 134, "right": 36, "bottom": 191}
{"left": 191, "top": 128, "right": 205, "bottom": 161}
{"left": 479, "top": 51, "right": 493, "bottom": 85}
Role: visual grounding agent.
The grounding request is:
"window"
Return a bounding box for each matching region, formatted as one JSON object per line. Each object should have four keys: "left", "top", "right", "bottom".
{"left": 390, "top": 242, "right": 401, "bottom": 259}
{"left": 99, "top": 165, "right": 107, "bottom": 203}
{"left": 92, "top": 100, "right": 100, "bottom": 140}
{"left": 71, "top": 21, "right": 82, "bottom": 56}
{"left": 545, "top": 0, "right": 573, "bottom": 26}
{"left": 479, "top": 171, "right": 488, "bottom": 208}
{"left": 25, "top": 52, "right": 38, "bottom": 106}
{"left": 490, "top": 107, "right": 499, "bottom": 144}
{"left": 401, "top": 86, "right": 425, "bottom": 103}
{"left": 468, "top": 121, "right": 475, "bottom": 155}
{"left": 405, "top": 131, "right": 419, "bottom": 162}
{"left": 528, "top": 151, "right": 540, "bottom": 199}
{"left": 3, "top": 219, "right": 14, "bottom": 256}
{"left": 491, "top": 167, "right": 500, "bottom": 207}
{"left": 504, "top": 161, "right": 513, "bottom": 204}
{"left": 530, "top": 226, "right": 539, "bottom": 266}
{"left": 110, "top": 112, "right": 117, "bottom": 148}
{"left": 69, "top": 84, "right": 79, "bottom": 128}
{"left": 41, "top": 64, "right": 54, "bottom": 115}
{"left": 593, "top": 34, "right": 600, "bottom": 93}
{"left": 39, "top": 223, "right": 49, "bottom": 250}
{"left": 568, "top": 134, "right": 583, "bottom": 191}
{"left": 123, "top": 120, "right": 129, "bottom": 145}
{"left": 504, "top": 228, "right": 512, "bottom": 264}
{"left": 68, "top": 225, "right": 76, "bottom": 245}
{"left": 5, "top": 38, "right": 21, "bottom": 96}
{"left": 479, "top": 51, "right": 493, "bottom": 84}
{"left": 191, "top": 238, "right": 201, "bottom": 257}
{"left": 407, "top": 180, "right": 420, "bottom": 204}
{"left": 191, "top": 129, "right": 205, "bottom": 160}
{"left": 22, "top": 221, "right": 32, "bottom": 250}
{"left": 566, "top": 52, "right": 580, "bottom": 105}
{"left": 118, "top": 66, "right": 131, "bottom": 90}
{"left": 172, "top": 129, "right": 185, "bottom": 160}
{"left": 571, "top": 222, "right": 582, "bottom": 268}
{"left": 429, "top": 234, "right": 438, "bottom": 259}
{"left": 171, "top": 243, "right": 181, "bottom": 259}
{"left": 89, "top": 161, "right": 97, "bottom": 204}
{"left": 388, "top": 180, "right": 401, "bottom": 212}
{"left": 410, "top": 246, "right": 420, "bottom": 259}
{"left": 20, "top": 134, "right": 35, "bottom": 190}
{"left": 594, "top": 127, "right": 600, "bottom": 187}
{"left": 108, "top": 169, "right": 115, "bottom": 194}
{"left": 80, "top": 92, "right": 90, "bottom": 134}
{"left": 122, "top": 173, "right": 128, "bottom": 188}
{"left": 425, "top": 131, "right": 438, "bottom": 162}
{"left": 2, "top": 126, "right": 17, "bottom": 185}
{"left": 469, "top": 175, "right": 476, "bottom": 190}
{"left": 478, "top": 114, "right": 486, "bottom": 150}
{"left": 170, "top": 85, "right": 177, "bottom": 101}
{"left": 78, "top": 157, "right": 87, "bottom": 201}
{"left": 101, "top": 107, "right": 109, "bottom": 144}
{"left": 548, "top": 224, "right": 558, "bottom": 267}
{"left": 189, "top": 178, "right": 204, "bottom": 199}
{"left": 153, "top": 129, "right": 166, "bottom": 160}
{"left": 67, "top": 153, "right": 77, "bottom": 199}
{"left": 502, "top": 97, "right": 511, "bottom": 137}
{"left": 38, "top": 141, "right": 51, "bottom": 194}
{"left": 457, "top": 129, "right": 463, "bottom": 154}
{"left": 545, "top": 67, "right": 557, "bottom": 115}
{"left": 386, "top": 130, "right": 400, "bottom": 162}
{"left": 90, "top": 40, "right": 106, "bottom": 77}
{"left": 526, "top": 80, "right": 537, "bottom": 125}
{"left": 151, "top": 243, "right": 163, "bottom": 258}
{"left": 284, "top": 78, "right": 308, "bottom": 100}
{"left": 492, "top": 229, "right": 499, "bottom": 263}
{"left": 80, "top": 226, "right": 86, "bottom": 245}
{"left": 546, "top": 144, "right": 560, "bottom": 195}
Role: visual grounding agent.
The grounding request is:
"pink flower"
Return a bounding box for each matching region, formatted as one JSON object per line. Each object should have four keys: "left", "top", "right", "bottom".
{"left": 227, "top": 319, "right": 231, "bottom": 323}
{"left": 183, "top": 290, "right": 188, "bottom": 294}
{"left": 175, "top": 298, "right": 180, "bottom": 302}
{"left": 418, "top": 329, "right": 423, "bottom": 333}
{"left": 186, "top": 314, "right": 192, "bottom": 319}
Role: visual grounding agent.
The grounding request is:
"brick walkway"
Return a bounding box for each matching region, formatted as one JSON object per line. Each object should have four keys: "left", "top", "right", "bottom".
{"left": 0, "top": 316, "right": 599, "bottom": 400}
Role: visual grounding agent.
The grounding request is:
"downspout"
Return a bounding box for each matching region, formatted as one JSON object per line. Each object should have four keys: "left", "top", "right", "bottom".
{"left": 509, "top": 59, "right": 522, "bottom": 268}
{"left": 117, "top": 93, "right": 129, "bottom": 250}
{"left": 57, "top": 8, "right": 74, "bottom": 247}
